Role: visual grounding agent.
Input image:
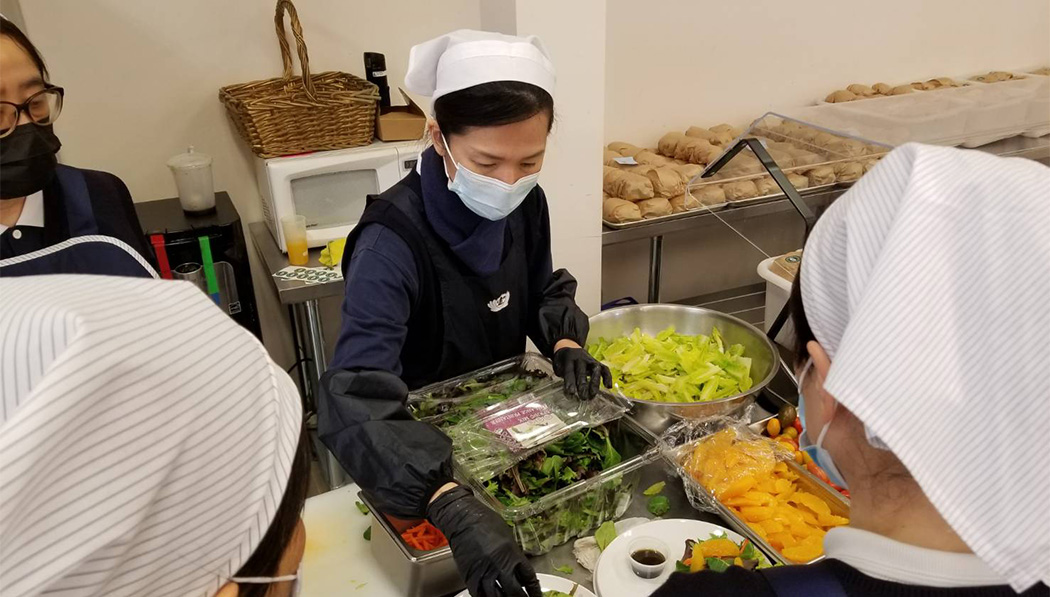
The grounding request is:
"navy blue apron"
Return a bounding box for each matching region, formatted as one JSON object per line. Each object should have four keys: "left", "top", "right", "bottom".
{"left": 343, "top": 171, "right": 533, "bottom": 390}
{"left": 0, "top": 166, "right": 154, "bottom": 278}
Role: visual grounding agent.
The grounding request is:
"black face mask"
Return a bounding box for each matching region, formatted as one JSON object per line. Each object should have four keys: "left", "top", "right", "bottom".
{"left": 0, "top": 124, "right": 62, "bottom": 199}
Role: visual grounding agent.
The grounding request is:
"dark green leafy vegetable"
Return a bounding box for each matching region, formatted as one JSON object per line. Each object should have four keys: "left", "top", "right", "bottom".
{"left": 553, "top": 564, "right": 574, "bottom": 574}
{"left": 363, "top": 527, "right": 371, "bottom": 541}
{"left": 484, "top": 426, "right": 621, "bottom": 508}
{"left": 595, "top": 520, "right": 617, "bottom": 551}
{"left": 355, "top": 500, "right": 369, "bottom": 515}
{"left": 409, "top": 372, "right": 551, "bottom": 425}
{"left": 642, "top": 481, "right": 666, "bottom": 496}
{"left": 647, "top": 495, "right": 670, "bottom": 517}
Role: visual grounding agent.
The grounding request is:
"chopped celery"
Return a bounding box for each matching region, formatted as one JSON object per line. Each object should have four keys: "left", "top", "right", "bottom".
{"left": 588, "top": 326, "right": 753, "bottom": 403}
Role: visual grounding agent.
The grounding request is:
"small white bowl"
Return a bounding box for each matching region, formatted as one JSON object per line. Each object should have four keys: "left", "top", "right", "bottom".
{"left": 626, "top": 536, "right": 670, "bottom": 580}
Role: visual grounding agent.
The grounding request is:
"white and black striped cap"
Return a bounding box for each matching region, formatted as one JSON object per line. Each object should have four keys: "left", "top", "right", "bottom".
{"left": 0, "top": 275, "right": 302, "bottom": 597}
{"left": 801, "top": 143, "right": 1050, "bottom": 591}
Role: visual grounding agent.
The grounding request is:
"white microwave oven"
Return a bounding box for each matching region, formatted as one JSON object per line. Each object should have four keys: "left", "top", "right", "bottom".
{"left": 256, "top": 140, "right": 421, "bottom": 251}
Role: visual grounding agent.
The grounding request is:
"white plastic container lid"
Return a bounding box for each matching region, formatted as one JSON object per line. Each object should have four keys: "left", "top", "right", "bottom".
{"left": 167, "top": 146, "right": 212, "bottom": 170}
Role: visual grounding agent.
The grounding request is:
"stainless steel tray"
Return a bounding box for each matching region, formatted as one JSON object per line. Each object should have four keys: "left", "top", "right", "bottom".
{"left": 667, "top": 429, "right": 850, "bottom": 566}
{"left": 360, "top": 491, "right": 462, "bottom": 597}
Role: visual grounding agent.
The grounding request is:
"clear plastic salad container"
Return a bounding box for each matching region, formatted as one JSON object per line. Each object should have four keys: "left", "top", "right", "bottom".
{"left": 444, "top": 384, "right": 629, "bottom": 482}
{"left": 407, "top": 353, "right": 557, "bottom": 425}
{"left": 463, "top": 415, "right": 659, "bottom": 555}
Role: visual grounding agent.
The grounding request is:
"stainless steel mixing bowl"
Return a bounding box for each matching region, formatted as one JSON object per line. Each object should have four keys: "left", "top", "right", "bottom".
{"left": 588, "top": 304, "right": 779, "bottom": 433}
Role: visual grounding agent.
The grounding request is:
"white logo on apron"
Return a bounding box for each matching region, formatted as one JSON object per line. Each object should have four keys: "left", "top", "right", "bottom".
{"left": 488, "top": 291, "right": 511, "bottom": 313}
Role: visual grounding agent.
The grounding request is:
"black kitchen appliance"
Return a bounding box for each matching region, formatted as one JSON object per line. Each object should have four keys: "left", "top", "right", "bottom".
{"left": 364, "top": 51, "right": 391, "bottom": 108}
{"left": 135, "top": 192, "right": 261, "bottom": 338}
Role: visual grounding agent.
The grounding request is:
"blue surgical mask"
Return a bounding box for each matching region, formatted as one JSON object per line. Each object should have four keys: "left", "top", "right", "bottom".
{"left": 232, "top": 562, "right": 301, "bottom": 597}
{"left": 441, "top": 133, "right": 539, "bottom": 221}
{"left": 796, "top": 358, "right": 849, "bottom": 489}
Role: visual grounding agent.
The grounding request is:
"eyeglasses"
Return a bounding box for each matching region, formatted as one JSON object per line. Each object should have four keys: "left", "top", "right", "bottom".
{"left": 0, "top": 85, "right": 64, "bottom": 139}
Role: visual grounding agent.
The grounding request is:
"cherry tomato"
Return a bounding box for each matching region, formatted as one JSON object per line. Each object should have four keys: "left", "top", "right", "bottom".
{"left": 839, "top": 489, "right": 851, "bottom": 499}
{"left": 792, "top": 418, "right": 803, "bottom": 433}
{"left": 783, "top": 427, "right": 799, "bottom": 440}
{"left": 766, "top": 418, "right": 781, "bottom": 438}
{"left": 776, "top": 435, "right": 799, "bottom": 451}
{"left": 794, "top": 451, "right": 804, "bottom": 464}
{"left": 807, "top": 462, "right": 831, "bottom": 484}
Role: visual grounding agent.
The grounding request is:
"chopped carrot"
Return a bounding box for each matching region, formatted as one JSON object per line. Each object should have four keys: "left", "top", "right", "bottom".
{"left": 400, "top": 521, "right": 449, "bottom": 551}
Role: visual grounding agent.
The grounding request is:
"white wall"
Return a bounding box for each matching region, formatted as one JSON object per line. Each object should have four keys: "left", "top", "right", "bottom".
{"left": 605, "top": 0, "right": 1050, "bottom": 145}
{"left": 515, "top": 0, "right": 606, "bottom": 314}
{"left": 19, "top": 0, "right": 482, "bottom": 366}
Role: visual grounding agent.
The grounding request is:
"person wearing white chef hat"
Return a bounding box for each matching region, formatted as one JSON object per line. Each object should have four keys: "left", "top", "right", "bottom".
{"left": 654, "top": 143, "right": 1050, "bottom": 597}
{"left": 320, "top": 30, "right": 609, "bottom": 597}
{"left": 0, "top": 275, "right": 310, "bottom": 597}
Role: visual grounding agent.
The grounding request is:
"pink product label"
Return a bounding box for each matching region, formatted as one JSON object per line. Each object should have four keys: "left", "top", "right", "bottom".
{"left": 483, "top": 404, "right": 565, "bottom": 452}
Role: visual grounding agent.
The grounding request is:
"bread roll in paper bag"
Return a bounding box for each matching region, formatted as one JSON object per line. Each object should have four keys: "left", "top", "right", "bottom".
{"left": 658, "top": 132, "right": 690, "bottom": 158}
{"left": 723, "top": 180, "right": 759, "bottom": 201}
{"left": 787, "top": 172, "right": 810, "bottom": 189}
{"left": 607, "top": 142, "right": 643, "bottom": 156}
{"left": 693, "top": 185, "right": 726, "bottom": 206}
{"left": 672, "top": 163, "right": 704, "bottom": 181}
{"left": 806, "top": 165, "right": 836, "bottom": 186}
{"left": 669, "top": 193, "right": 700, "bottom": 213}
{"left": 603, "top": 197, "right": 642, "bottom": 223}
{"left": 603, "top": 149, "right": 622, "bottom": 166}
{"left": 685, "top": 126, "right": 716, "bottom": 141}
{"left": 834, "top": 161, "right": 864, "bottom": 182}
{"left": 636, "top": 197, "right": 673, "bottom": 218}
{"left": 603, "top": 165, "right": 654, "bottom": 200}
{"left": 634, "top": 150, "right": 673, "bottom": 166}
{"left": 646, "top": 167, "right": 687, "bottom": 198}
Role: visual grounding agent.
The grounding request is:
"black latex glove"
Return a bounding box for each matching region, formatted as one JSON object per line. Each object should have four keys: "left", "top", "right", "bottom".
{"left": 428, "top": 486, "right": 542, "bottom": 597}
{"left": 553, "top": 346, "right": 612, "bottom": 400}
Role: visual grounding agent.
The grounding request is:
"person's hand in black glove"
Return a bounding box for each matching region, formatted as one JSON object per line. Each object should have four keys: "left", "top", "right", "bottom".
{"left": 553, "top": 341, "right": 612, "bottom": 400}
{"left": 428, "top": 485, "right": 542, "bottom": 597}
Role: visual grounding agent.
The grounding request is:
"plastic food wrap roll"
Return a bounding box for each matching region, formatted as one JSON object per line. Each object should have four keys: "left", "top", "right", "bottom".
{"left": 646, "top": 167, "right": 687, "bottom": 198}
{"left": 658, "top": 132, "right": 690, "bottom": 158}
{"left": 722, "top": 180, "right": 759, "bottom": 201}
{"left": 806, "top": 165, "right": 836, "bottom": 186}
{"left": 603, "top": 197, "right": 642, "bottom": 223}
{"left": 603, "top": 165, "right": 654, "bottom": 200}
{"left": 636, "top": 197, "right": 673, "bottom": 218}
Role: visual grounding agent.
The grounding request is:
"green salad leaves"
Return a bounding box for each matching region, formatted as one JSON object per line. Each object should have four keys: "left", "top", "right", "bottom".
{"left": 587, "top": 326, "right": 753, "bottom": 403}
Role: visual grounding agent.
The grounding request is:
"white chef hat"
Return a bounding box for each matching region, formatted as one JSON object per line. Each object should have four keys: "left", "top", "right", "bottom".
{"left": 404, "top": 29, "right": 556, "bottom": 102}
{"left": 0, "top": 275, "right": 302, "bottom": 597}
{"left": 800, "top": 143, "right": 1050, "bottom": 591}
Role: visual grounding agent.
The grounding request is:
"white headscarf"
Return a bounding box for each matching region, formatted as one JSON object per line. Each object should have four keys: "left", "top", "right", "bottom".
{"left": 801, "top": 143, "right": 1050, "bottom": 591}
{"left": 0, "top": 275, "right": 302, "bottom": 597}
{"left": 404, "top": 29, "right": 556, "bottom": 101}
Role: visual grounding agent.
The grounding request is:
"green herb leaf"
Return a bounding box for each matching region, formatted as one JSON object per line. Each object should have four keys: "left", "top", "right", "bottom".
{"left": 675, "top": 560, "right": 691, "bottom": 573}
{"left": 740, "top": 539, "right": 757, "bottom": 561}
{"left": 595, "top": 521, "right": 617, "bottom": 551}
{"left": 642, "top": 481, "right": 666, "bottom": 496}
{"left": 355, "top": 501, "right": 370, "bottom": 516}
{"left": 706, "top": 557, "right": 730, "bottom": 573}
{"left": 647, "top": 495, "right": 670, "bottom": 517}
{"left": 363, "top": 527, "right": 371, "bottom": 541}
{"left": 553, "top": 564, "right": 574, "bottom": 574}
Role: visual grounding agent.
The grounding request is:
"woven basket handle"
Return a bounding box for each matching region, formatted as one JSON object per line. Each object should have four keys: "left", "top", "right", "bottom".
{"left": 274, "top": 0, "right": 317, "bottom": 100}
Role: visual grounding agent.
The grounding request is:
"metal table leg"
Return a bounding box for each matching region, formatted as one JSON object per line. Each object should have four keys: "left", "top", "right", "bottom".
{"left": 293, "top": 299, "right": 349, "bottom": 490}
{"left": 648, "top": 235, "right": 664, "bottom": 303}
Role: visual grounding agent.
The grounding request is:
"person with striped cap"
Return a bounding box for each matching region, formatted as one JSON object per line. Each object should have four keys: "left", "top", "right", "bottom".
{"left": 654, "top": 143, "right": 1050, "bottom": 596}
{"left": 0, "top": 275, "right": 309, "bottom": 597}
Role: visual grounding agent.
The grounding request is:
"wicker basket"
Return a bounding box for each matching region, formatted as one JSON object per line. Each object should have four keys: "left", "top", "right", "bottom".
{"left": 219, "top": 0, "right": 379, "bottom": 158}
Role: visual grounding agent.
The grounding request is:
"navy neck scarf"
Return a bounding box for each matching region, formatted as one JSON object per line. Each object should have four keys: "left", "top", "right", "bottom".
{"left": 419, "top": 147, "right": 507, "bottom": 276}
